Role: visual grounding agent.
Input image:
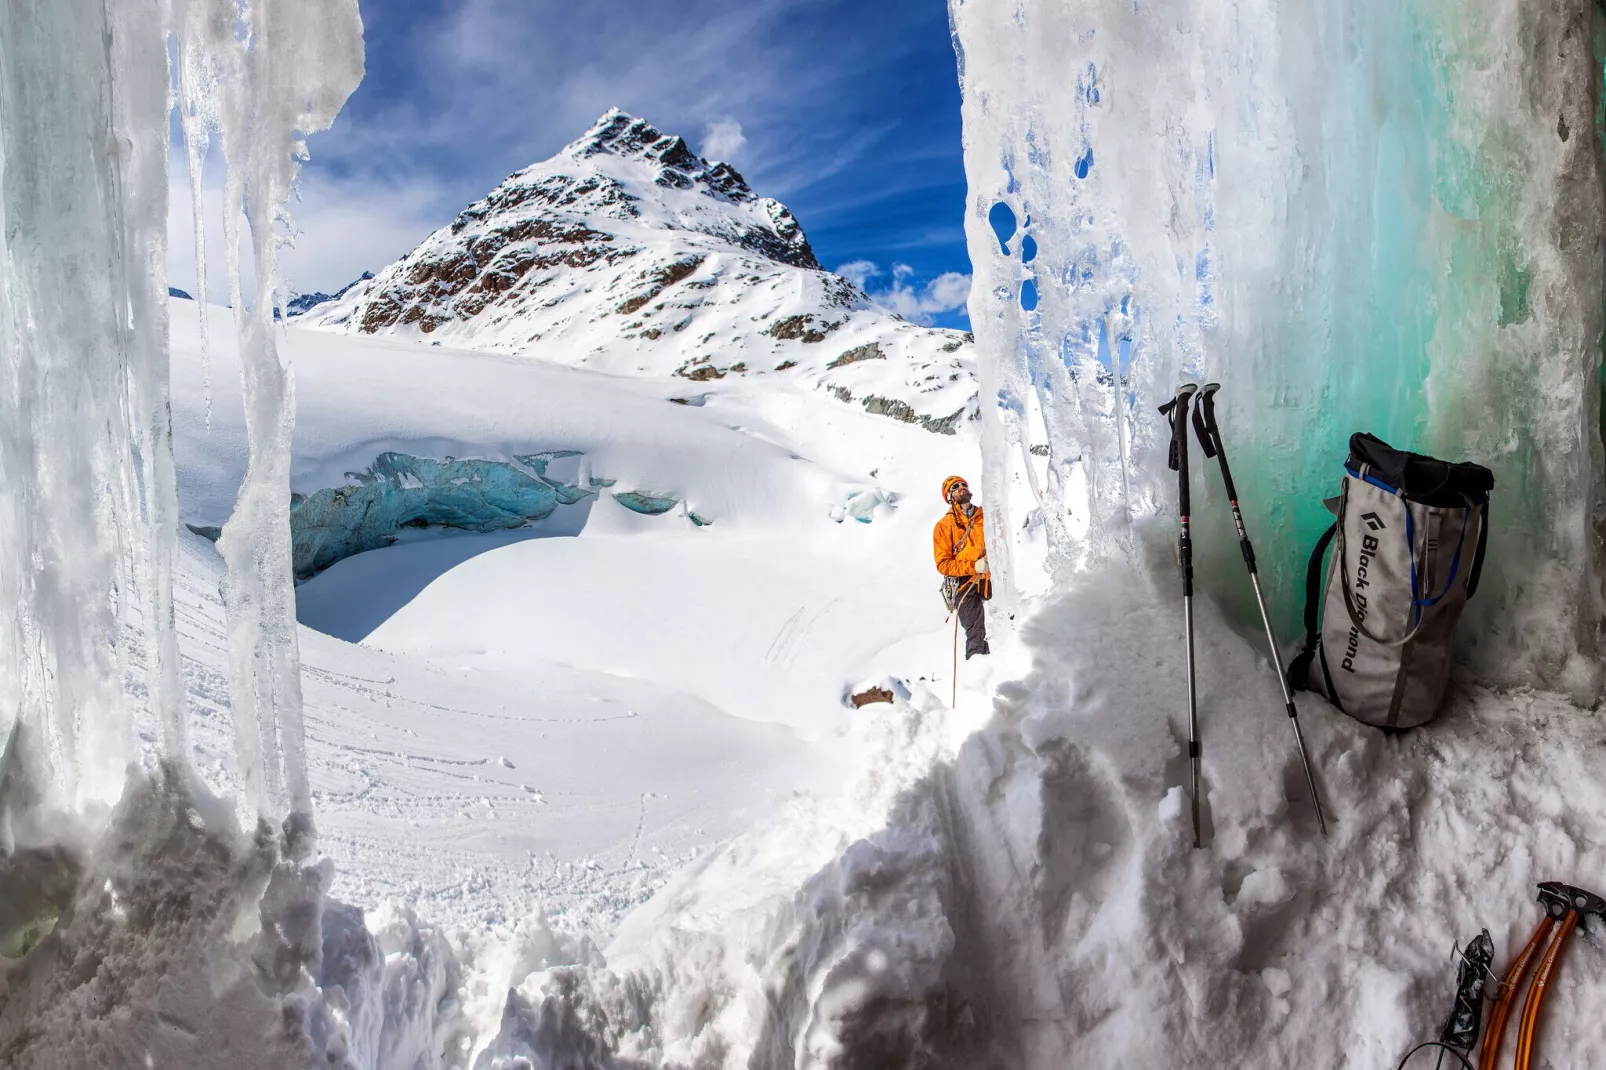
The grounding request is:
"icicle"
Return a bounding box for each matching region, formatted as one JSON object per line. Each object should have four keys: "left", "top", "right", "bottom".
{"left": 0, "top": 0, "right": 178, "bottom": 804}
{"left": 172, "top": 3, "right": 221, "bottom": 432}
{"left": 174, "top": 0, "right": 364, "bottom": 832}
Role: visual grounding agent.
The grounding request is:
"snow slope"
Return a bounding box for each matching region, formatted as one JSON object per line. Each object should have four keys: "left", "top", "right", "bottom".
{"left": 427, "top": 568, "right": 1606, "bottom": 1069}
{"left": 22, "top": 301, "right": 1605, "bottom": 1070}
{"left": 301, "top": 109, "right": 976, "bottom": 433}
{"left": 163, "top": 296, "right": 983, "bottom": 932}
{"left": 191, "top": 281, "right": 1606, "bottom": 1068}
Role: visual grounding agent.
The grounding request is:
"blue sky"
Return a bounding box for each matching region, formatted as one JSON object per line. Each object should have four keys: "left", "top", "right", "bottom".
{"left": 189, "top": 0, "right": 973, "bottom": 329}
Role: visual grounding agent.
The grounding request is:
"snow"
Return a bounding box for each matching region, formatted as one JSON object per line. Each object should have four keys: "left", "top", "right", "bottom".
{"left": 299, "top": 110, "right": 977, "bottom": 434}
{"left": 6, "top": 1, "right": 1606, "bottom": 1068}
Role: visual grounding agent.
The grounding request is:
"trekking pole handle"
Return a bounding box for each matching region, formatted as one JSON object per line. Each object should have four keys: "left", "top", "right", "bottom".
{"left": 1162, "top": 385, "right": 1199, "bottom": 595}
{"left": 1192, "top": 383, "right": 1258, "bottom": 571}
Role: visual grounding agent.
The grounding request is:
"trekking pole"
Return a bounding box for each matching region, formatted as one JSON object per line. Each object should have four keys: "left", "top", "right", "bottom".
{"left": 1191, "top": 383, "right": 1328, "bottom": 835}
{"left": 1159, "top": 383, "right": 1203, "bottom": 848}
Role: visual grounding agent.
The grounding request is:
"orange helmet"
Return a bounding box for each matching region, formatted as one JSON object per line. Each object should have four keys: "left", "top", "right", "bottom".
{"left": 941, "top": 475, "right": 969, "bottom": 502}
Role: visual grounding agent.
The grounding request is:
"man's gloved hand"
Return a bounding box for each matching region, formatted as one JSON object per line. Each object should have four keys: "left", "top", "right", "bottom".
{"left": 974, "top": 555, "right": 989, "bottom": 575}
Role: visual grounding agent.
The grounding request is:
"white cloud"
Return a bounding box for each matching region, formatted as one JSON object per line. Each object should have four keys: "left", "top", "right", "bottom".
{"left": 924, "top": 271, "right": 972, "bottom": 311}
{"left": 835, "top": 260, "right": 970, "bottom": 325}
{"left": 836, "top": 259, "right": 879, "bottom": 291}
{"left": 700, "top": 119, "right": 747, "bottom": 163}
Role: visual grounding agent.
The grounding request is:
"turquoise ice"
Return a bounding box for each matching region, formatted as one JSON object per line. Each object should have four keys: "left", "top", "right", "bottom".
{"left": 951, "top": 0, "right": 1606, "bottom": 689}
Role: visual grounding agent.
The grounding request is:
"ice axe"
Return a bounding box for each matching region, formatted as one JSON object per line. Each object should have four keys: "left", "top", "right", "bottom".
{"left": 1480, "top": 881, "right": 1606, "bottom": 1069}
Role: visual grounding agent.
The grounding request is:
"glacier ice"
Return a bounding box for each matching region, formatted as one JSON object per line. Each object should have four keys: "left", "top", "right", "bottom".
{"left": 286, "top": 453, "right": 576, "bottom": 581}
{"left": 0, "top": 0, "right": 382, "bottom": 1063}
{"left": 187, "top": 450, "right": 702, "bottom": 581}
{"left": 952, "top": 0, "right": 1606, "bottom": 689}
{"left": 0, "top": 0, "right": 177, "bottom": 806}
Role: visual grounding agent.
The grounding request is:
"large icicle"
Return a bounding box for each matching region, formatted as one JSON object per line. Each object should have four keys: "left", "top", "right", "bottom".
{"left": 176, "top": 0, "right": 364, "bottom": 828}
{"left": 951, "top": 0, "right": 1605, "bottom": 691}
{"left": 0, "top": 0, "right": 176, "bottom": 804}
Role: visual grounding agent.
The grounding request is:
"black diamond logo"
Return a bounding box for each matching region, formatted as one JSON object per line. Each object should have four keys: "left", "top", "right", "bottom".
{"left": 1361, "top": 511, "right": 1385, "bottom": 531}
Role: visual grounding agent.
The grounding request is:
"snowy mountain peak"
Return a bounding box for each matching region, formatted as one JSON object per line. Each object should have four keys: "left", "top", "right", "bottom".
{"left": 563, "top": 109, "right": 757, "bottom": 205}
{"left": 302, "top": 111, "right": 973, "bottom": 433}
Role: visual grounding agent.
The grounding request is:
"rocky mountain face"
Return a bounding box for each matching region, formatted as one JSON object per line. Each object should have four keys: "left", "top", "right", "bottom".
{"left": 303, "top": 109, "right": 974, "bottom": 432}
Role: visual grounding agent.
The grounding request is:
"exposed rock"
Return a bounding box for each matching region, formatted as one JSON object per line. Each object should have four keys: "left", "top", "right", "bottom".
{"left": 618, "top": 256, "right": 704, "bottom": 315}
{"left": 767, "top": 314, "right": 838, "bottom": 343}
{"left": 828, "top": 342, "right": 886, "bottom": 369}
{"left": 850, "top": 687, "right": 895, "bottom": 708}
{"left": 860, "top": 395, "right": 965, "bottom": 436}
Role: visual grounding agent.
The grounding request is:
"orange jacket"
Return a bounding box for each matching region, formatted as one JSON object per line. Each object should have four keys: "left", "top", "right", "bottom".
{"left": 934, "top": 504, "right": 986, "bottom": 577}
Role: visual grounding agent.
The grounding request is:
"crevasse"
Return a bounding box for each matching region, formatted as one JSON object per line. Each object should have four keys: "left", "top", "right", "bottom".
{"left": 953, "top": 0, "right": 1606, "bottom": 692}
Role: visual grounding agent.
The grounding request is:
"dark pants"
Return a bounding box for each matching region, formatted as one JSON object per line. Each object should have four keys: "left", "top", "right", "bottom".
{"left": 957, "top": 579, "right": 989, "bottom": 659}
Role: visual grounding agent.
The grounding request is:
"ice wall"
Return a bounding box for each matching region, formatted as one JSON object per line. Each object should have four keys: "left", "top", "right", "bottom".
{"left": 0, "top": 0, "right": 371, "bottom": 1062}
{"left": 0, "top": 0, "right": 175, "bottom": 806}
{"left": 951, "top": 0, "right": 1606, "bottom": 691}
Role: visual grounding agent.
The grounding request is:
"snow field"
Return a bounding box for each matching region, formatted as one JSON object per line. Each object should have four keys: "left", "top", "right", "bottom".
{"left": 498, "top": 563, "right": 1606, "bottom": 1067}
{"left": 153, "top": 299, "right": 977, "bottom": 932}
{"left": 145, "top": 301, "right": 1606, "bottom": 1068}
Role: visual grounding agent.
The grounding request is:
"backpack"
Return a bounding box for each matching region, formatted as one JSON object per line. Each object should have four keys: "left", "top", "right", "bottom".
{"left": 1288, "top": 433, "right": 1494, "bottom": 729}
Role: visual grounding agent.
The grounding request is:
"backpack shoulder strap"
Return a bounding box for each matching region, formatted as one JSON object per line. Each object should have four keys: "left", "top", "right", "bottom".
{"left": 1287, "top": 522, "right": 1337, "bottom": 691}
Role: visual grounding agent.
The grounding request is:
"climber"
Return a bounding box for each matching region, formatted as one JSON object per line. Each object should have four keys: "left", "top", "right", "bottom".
{"left": 934, "top": 475, "right": 990, "bottom": 659}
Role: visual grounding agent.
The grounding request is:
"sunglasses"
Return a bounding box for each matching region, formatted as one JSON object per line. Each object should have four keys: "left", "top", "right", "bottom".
{"left": 948, "top": 482, "right": 969, "bottom": 498}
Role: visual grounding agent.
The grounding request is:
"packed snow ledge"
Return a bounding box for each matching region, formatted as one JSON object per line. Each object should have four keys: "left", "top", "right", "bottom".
{"left": 424, "top": 561, "right": 1603, "bottom": 1067}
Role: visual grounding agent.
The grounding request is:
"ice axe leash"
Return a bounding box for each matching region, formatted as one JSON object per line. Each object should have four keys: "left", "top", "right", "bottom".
{"left": 1159, "top": 383, "right": 1202, "bottom": 849}
{"left": 1190, "top": 383, "right": 1327, "bottom": 835}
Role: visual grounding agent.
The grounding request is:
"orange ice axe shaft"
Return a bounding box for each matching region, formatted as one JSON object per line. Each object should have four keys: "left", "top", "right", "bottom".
{"left": 1482, "top": 881, "right": 1605, "bottom": 1069}
{"left": 1479, "top": 914, "right": 1553, "bottom": 1067}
